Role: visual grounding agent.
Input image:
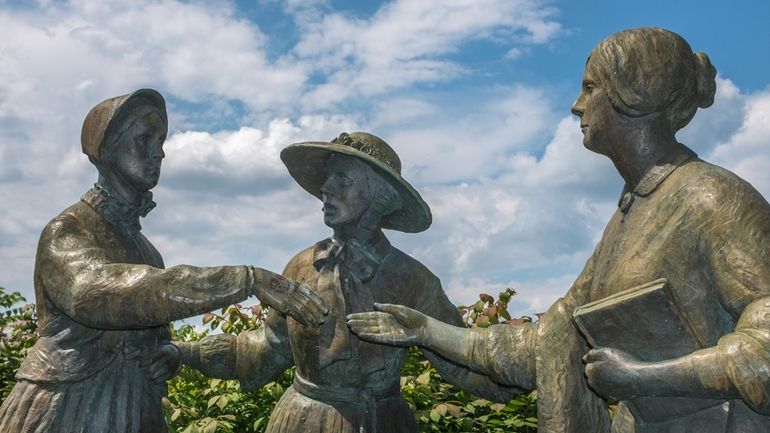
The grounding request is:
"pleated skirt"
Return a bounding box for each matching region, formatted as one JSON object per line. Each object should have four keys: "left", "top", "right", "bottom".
{"left": 265, "top": 386, "right": 418, "bottom": 433}
{"left": 0, "top": 355, "right": 167, "bottom": 433}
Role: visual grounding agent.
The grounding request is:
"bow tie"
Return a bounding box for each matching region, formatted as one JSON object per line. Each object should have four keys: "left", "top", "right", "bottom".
{"left": 313, "top": 237, "right": 381, "bottom": 283}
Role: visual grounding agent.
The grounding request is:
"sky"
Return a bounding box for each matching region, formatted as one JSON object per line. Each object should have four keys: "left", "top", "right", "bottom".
{"left": 1, "top": 0, "right": 769, "bottom": 319}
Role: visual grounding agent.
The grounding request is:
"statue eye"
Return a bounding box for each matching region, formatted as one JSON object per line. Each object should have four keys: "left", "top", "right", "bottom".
{"left": 136, "top": 134, "right": 150, "bottom": 146}
{"left": 339, "top": 175, "right": 353, "bottom": 186}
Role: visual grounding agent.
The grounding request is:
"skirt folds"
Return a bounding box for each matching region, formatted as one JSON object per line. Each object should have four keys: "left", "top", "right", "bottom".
{"left": 0, "top": 356, "right": 166, "bottom": 433}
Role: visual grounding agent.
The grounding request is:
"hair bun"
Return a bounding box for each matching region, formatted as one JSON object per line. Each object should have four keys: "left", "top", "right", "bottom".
{"left": 694, "top": 52, "right": 716, "bottom": 108}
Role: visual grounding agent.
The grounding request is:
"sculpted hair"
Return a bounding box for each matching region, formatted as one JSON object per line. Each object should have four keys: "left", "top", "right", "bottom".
{"left": 356, "top": 158, "right": 403, "bottom": 231}
{"left": 588, "top": 27, "right": 717, "bottom": 131}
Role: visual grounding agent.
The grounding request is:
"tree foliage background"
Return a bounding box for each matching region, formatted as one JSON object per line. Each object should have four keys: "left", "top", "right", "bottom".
{"left": 0, "top": 286, "right": 537, "bottom": 433}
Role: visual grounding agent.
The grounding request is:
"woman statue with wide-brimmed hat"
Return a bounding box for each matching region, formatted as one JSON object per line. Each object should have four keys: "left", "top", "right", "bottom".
{"left": 0, "top": 89, "right": 327, "bottom": 433}
{"left": 348, "top": 28, "right": 770, "bottom": 432}
{"left": 176, "top": 132, "right": 519, "bottom": 433}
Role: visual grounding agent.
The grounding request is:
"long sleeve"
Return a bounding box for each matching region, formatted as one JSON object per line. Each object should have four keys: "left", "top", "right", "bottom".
{"left": 176, "top": 311, "right": 294, "bottom": 390}
{"left": 416, "top": 275, "right": 526, "bottom": 403}
{"left": 38, "top": 213, "right": 252, "bottom": 329}
{"left": 693, "top": 180, "right": 770, "bottom": 414}
{"left": 534, "top": 247, "right": 611, "bottom": 433}
{"left": 235, "top": 311, "right": 294, "bottom": 392}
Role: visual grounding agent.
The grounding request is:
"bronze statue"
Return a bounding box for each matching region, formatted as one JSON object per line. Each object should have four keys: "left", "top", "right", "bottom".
{"left": 348, "top": 28, "right": 770, "bottom": 432}
{"left": 176, "top": 132, "right": 517, "bottom": 433}
{"left": 0, "top": 89, "right": 327, "bottom": 433}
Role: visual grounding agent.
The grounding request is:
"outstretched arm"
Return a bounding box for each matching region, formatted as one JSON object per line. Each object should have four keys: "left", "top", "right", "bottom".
{"left": 40, "top": 214, "right": 327, "bottom": 329}
{"left": 176, "top": 309, "right": 294, "bottom": 390}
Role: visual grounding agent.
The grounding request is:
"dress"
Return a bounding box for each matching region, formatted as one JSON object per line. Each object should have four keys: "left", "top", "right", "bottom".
{"left": 465, "top": 147, "right": 770, "bottom": 432}
{"left": 0, "top": 187, "right": 254, "bottom": 433}
{"left": 188, "top": 232, "right": 520, "bottom": 433}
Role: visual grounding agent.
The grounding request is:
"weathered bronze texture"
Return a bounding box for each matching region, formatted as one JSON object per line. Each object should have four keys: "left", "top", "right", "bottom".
{"left": 0, "top": 89, "right": 327, "bottom": 433}
{"left": 177, "top": 132, "right": 518, "bottom": 433}
{"left": 348, "top": 28, "right": 770, "bottom": 433}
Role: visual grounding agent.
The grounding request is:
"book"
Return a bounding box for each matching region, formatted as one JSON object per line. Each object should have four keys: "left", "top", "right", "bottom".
{"left": 573, "top": 278, "right": 722, "bottom": 423}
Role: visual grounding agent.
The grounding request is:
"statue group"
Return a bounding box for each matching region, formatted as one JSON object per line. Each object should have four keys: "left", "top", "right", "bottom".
{"left": 1, "top": 27, "right": 769, "bottom": 433}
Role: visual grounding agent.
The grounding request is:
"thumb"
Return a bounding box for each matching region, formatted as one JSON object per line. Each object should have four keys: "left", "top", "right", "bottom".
{"left": 374, "top": 303, "right": 414, "bottom": 324}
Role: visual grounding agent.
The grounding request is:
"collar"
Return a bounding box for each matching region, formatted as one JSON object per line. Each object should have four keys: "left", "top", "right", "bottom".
{"left": 618, "top": 145, "right": 697, "bottom": 214}
{"left": 312, "top": 232, "right": 391, "bottom": 282}
{"left": 81, "top": 183, "right": 156, "bottom": 237}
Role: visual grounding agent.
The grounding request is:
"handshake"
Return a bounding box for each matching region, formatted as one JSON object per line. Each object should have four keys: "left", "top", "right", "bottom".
{"left": 248, "top": 267, "right": 329, "bottom": 327}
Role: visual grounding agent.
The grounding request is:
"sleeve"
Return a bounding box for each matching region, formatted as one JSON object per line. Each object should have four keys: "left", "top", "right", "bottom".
{"left": 533, "top": 245, "right": 612, "bottom": 433}
{"left": 232, "top": 251, "right": 315, "bottom": 391}
{"left": 415, "top": 273, "right": 528, "bottom": 402}
{"left": 697, "top": 181, "right": 770, "bottom": 414}
{"left": 235, "top": 310, "right": 294, "bottom": 392}
{"left": 37, "top": 215, "right": 252, "bottom": 329}
{"left": 175, "top": 310, "right": 294, "bottom": 388}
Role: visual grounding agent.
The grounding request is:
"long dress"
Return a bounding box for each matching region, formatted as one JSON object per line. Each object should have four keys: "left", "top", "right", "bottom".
{"left": 186, "top": 232, "right": 521, "bottom": 433}
{"left": 464, "top": 147, "right": 770, "bottom": 432}
{"left": 0, "top": 187, "right": 253, "bottom": 433}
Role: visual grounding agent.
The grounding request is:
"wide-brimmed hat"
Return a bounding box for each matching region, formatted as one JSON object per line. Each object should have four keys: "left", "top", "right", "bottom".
{"left": 81, "top": 88, "right": 167, "bottom": 160}
{"left": 281, "top": 132, "right": 432, "bottom": 233}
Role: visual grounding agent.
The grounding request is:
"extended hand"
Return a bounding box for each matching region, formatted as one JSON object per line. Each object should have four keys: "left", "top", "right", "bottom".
{"left": 255, "top": 272, "right": 328, "bottom": 327}
{"left": 347, "top": 303, "right": 429, "bottom": 347}
{"left": 141, "top": 343, "right": 181, "bottom": 384}
{"left": 584, "top": 347, "right": 646, "bottom": 401}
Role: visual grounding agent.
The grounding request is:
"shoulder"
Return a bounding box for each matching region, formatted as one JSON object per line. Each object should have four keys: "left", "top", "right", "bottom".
{"left": 672, "top": 160, "right": 770, "bottom": 216}
{"left": 39, "top": 200, "right": 101, "bottom": 244}
{"left": 385, "top": 246, "right": 440, "bottom": 282}
{"left": 282, "top": 243, "right": 319, "bottom": 284}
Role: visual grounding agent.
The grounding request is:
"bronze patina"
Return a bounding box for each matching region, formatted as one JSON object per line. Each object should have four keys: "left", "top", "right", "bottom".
{"left": 348, "top": 28, "right": 770, "bottom": 433}
{"left": 0, "top": 89, "right": 327, "bottom": 433}
{"left": 177, "top": 132, "right": 518, "bottom": 433}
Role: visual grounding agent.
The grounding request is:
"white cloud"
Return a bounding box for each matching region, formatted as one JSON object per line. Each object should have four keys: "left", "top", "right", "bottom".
{"left": 1, "top": 1, "right": 769, "bottom": 325}
{"left": 707, "top": 89, "right": 770, "bottom": 197}
{"left": 291, "top": 0, "right": 562, "bottom": 108}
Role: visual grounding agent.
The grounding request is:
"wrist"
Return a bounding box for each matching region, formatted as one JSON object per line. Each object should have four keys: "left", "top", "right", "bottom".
{"left": 173, "top": 341, "right": 200, "bottom": 369}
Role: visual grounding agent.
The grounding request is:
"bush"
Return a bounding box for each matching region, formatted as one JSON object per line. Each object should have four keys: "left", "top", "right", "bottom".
{"left": 0, "top": 288, "right": 538, "bottom": 432}
{"left": 0, "top": 287, "right": 37, "bottom": 400}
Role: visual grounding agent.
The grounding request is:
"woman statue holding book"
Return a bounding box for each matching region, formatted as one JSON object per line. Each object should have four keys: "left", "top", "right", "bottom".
{"left": 348, "top": 28, "right": 770, "bottom": 432}
{"left": 0, "top": 89, "right": 327, "bottom": 433}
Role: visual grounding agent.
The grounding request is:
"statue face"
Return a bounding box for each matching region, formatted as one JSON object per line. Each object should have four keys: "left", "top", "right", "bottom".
{"left": 320, "top": 155, "right": 371, "bottom": 229}
{"left": 571, "top": 59, "right": 627, "bottom": 157}
{"left": 106, "top": 110, "right": 167, "bottom": 192}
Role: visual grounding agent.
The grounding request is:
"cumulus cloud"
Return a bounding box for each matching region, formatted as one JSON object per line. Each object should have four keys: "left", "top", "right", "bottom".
{"left": 162, "top": 115, "right": 358, "bottom": 194}
{"left": 1, "top": 1, "right": 769, "bottom": 323}
{"left": 290, "top": 0, "right": 562, "bottom": 108}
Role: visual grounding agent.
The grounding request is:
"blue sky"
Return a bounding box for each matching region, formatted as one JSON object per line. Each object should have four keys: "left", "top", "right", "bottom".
{"left": 1, "top": 0, "right": 769, "bottom": 318}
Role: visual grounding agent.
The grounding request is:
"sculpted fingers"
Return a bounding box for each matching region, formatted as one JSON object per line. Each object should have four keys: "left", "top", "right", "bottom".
{"left": 374, "top": 302, "right": 424, "bottom": 327}
{"left": 289, "top": 282, "right": 328, "bottom": 326}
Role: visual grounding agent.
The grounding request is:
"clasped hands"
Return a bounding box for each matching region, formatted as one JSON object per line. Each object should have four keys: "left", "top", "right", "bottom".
{"left": 251, "top": 270, "right": 329, "bottom": 328}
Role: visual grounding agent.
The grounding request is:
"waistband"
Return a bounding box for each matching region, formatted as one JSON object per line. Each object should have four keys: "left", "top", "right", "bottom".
{"left": 292, "top": 372, "right": 401, "bottom": 404}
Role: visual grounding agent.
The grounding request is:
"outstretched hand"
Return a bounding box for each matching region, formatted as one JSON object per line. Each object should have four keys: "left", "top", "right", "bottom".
{"left": 584, "top": 347, "right": 646, "bottom": 401}
{"left": 254, "top": 273, "right": 329, "bottom": 327}
{"left": 347, "top": 303, "right": 429, "bottom": 347}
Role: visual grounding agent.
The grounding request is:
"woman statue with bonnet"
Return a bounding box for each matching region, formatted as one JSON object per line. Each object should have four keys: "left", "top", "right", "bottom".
{"left": 176, "top": 132, "right": 520, "bottom": 433}
{"left": 349, "top": 28, "right": 770, "bottom": 433}
{"left": 0, "top": 89, "right": 327, "bottom": 433}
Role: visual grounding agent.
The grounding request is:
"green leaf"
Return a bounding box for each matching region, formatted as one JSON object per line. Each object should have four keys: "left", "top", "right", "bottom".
{"left": 202, "top": 419, "right": 218, "bottom": 433}
{"left": 207, "top": 396, "right": 219, "bottom": 409}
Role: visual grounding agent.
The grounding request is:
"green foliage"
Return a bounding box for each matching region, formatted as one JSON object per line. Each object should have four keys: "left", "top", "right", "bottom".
{"left": 0, "top": 287, "right": 37, "bottom": 400}
{"left": 458, "top": 288, "right": 535, "bottom": 328}
{"left": 0, "top": 290, "right": 539, "bottom": 432}
{"left": 164, "top": 306, "right": 292, "bottom": 433}
{"left": 401, "top": 347, "right": 537, "bottom": 432}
